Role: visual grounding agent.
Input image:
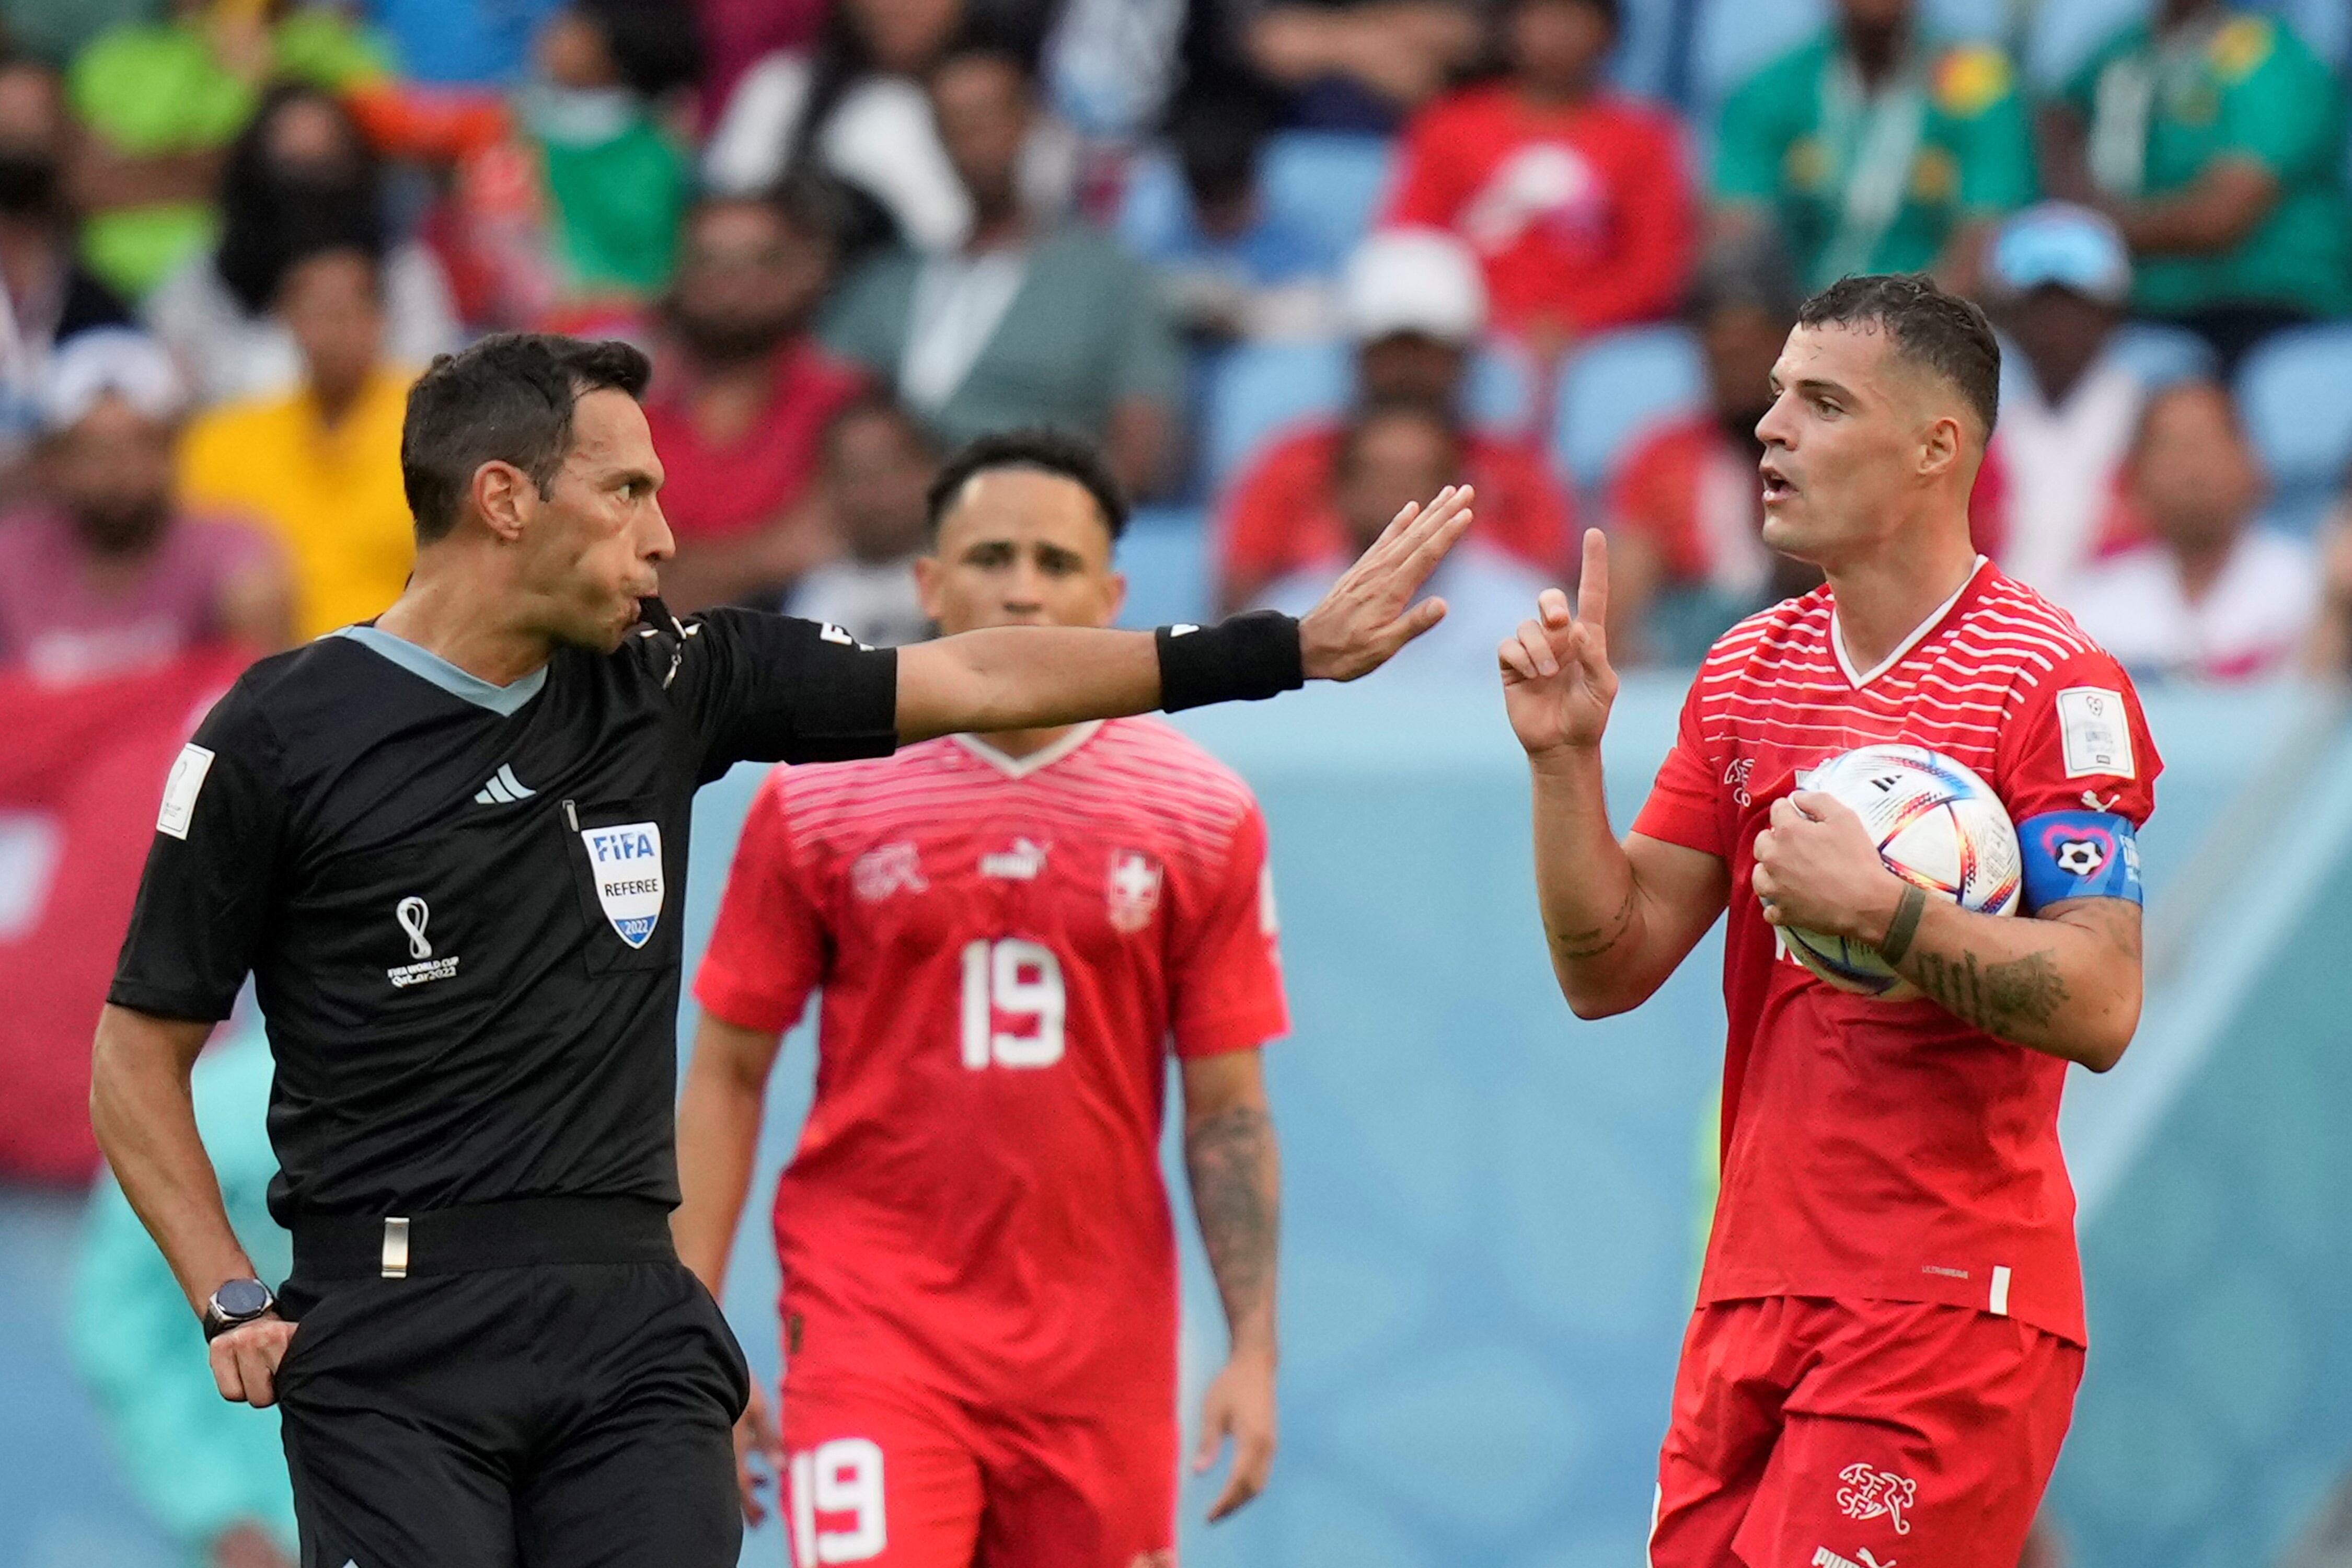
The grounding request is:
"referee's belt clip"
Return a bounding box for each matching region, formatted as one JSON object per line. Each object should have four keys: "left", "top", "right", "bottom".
{"left": 380, "top": 1216, "right": 411, "bottom": 1279}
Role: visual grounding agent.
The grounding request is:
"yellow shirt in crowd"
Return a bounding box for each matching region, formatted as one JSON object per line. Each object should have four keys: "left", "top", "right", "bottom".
{"left": 179, "top": 366, "right": 417, "bottom": 641}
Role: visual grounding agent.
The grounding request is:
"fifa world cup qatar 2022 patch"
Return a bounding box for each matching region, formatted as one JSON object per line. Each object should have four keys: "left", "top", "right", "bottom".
{"left": 582, "top": 821, "right": 665, "bottom": 948}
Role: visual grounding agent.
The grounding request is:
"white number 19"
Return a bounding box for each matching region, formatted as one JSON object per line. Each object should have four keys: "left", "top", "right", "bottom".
{"left": 789, "top": 1438, "right": 885, "bottom": 1564}
{"left": 959, "top": 938, "right": 1065, "bottom": 1069}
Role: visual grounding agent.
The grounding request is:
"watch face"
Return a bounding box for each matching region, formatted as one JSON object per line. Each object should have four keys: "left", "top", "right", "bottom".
{"left": 215, "top": 1278, "right": 271, "bottom": 1318}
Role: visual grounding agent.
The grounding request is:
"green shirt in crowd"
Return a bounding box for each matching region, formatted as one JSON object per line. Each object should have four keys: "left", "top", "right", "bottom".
{"left": 1714, "top": 30, "right": 2038, "bottom": 290}
{"left": 67, "top": 10, "right": 388, "bottom": 299}
{"left": 2064, "top": 10, "right": 2352, "bottom": 319}
{"left": 822, "top": 223, "right": 1182, "bottom": 453}
{"left": 535, "top": 113, "right": 691, "bottom": 297}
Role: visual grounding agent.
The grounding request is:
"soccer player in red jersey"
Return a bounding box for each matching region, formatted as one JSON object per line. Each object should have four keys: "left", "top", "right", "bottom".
{"left": 1499, "top": 274, "right": 2159, "bottom": 1568}
{"left": 674, "top": 430, "right": 1292, "bottom": 1568}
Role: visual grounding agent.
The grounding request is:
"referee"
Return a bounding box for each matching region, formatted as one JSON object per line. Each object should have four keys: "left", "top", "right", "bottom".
{"left": 88, "top": 333, "right": 1471, "bottom": 1566}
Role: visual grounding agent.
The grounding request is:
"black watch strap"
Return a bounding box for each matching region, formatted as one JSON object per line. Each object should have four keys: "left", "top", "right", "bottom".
{"left": 202, "top": 1277, "right": 276, "bottom": 1341}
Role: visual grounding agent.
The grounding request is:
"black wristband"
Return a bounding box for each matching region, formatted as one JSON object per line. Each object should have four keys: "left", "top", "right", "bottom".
{"left": 1878, "top": 884, "right": 1929, "bottom": 966}
{"left": 1155, "top": 613, "right": 1306, "bottom": 712}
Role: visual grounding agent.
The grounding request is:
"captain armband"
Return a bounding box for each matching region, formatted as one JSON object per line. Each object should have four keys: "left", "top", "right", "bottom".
{"left": 2018, "top": 811, "right": 2143, "bottom": 913}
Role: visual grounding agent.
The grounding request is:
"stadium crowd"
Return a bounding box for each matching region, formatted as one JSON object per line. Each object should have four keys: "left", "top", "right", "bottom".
{"left": 3, "top": 0, "right": 2352, "bottom": 1560}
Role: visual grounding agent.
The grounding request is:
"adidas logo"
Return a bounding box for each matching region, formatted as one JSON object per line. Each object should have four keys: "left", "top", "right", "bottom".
{"left": 472, "top": 764, "right": 536, "bottom": 806}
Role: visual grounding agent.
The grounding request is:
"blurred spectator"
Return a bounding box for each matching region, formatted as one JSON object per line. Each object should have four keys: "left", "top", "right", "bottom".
{"left": 1711, "top": 0, "right": 2034, "bottom": 294}
{"left": 1118, "top": 91, "right": 1338, "bottom": 344}
{"left": 0, "top": 0, "right": 146, "bottom": 70}
{"left": 1243, "top": 0, "right": 1485, "bottom": 132}
{"left": 2303, "top": 489, "right": 2352, "bottom": 682}
{"left": 178, "top": 246, "right": 413, "bottom": 640}
{"left": 1604, "top": 234, "right": 1814, "bottom": 664}
{"left": 2041, "top": 0, "right": 2352, "bottom": 374}
{"left": 1252, "top": 396, "right": 1557, "bottom": 671}
{"left": 700, "top": 0, "right": 971, "bottom": 248}
{"left": 0, "top": 328, "right": 287, "bottom": 684}
{"left": 642, "top": 182, "right": 868, "bottom": 612}
{"left": 2065, "top": 378, "right": 2316, "bottom": 681}
{"left": 1214, "top": 227, "right": 1572, "bottom": 614}
{"left": 145, "top": 83, "right": 460, "bottom": 407}
{"left": 523, "top": 0, "right": 699, "bottom": 301}
{"left": 73, "top": 1023, "right": 297, "bottom": 1568}
{"left": 783, "top": 396, "right": 939, "bottom": 647}
{"left": 1976, "top": 203, "right": 2147, "bottom": 596}
{"left": 1385, "top": 0, "right": 1692, "bottom": 355}
{"left": 369, "top": 0, "right": 567, "bottom": 86}
{"left": 823, "top": 39, "right": 1180, "bottom": 497}
{"left": 0, "top": 50, "right": 133, "bottom": 471}
{"left": 696, "top": 0, "right": 826, "bottom": 116}
{"left": 66, "top": 0, "right": 389, "bottom": 300}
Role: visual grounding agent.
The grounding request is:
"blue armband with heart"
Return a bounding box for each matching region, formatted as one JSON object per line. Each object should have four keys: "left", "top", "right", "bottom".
{"left": 2019, "top": 811, "right": 2142, "bottom": 913}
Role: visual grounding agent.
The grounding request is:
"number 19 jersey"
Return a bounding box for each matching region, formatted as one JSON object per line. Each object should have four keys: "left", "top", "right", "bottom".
{"left": 694, "top": 718, "right": 1288, "bottom": 1411}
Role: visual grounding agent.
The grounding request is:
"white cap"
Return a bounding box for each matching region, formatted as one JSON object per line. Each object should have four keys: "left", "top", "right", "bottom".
{"left": 39, "top": 328, "right": 187, "bottom": 434}
{"left": 1341, "top": 227, "right": 1486, "bottom": 345}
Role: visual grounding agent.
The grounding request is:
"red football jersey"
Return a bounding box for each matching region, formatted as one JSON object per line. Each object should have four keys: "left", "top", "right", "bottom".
{"left": 694, "top": 718, "right": 1288, "bottom": 1409}
{"left": 1632, "top": 560, "right": 2160, "bottom": 1345}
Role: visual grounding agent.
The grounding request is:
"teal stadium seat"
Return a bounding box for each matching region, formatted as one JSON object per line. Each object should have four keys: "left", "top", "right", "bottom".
{"left": 2104, "top": 320, "right": 2219, "bottom": 390}
{"left": 2236, "top": 324, "right": 2352, "bottom": 536}
{"left": 1260, "top": 134, "right": 1397, "bottom": 266}
{"left": 1550, "top": 325, "right": 1708, "bottom": 497}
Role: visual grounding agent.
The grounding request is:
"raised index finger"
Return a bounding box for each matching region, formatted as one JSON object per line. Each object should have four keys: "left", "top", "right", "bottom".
{"left": 1574, "top": 528, "right": 1609, "bottom": 631}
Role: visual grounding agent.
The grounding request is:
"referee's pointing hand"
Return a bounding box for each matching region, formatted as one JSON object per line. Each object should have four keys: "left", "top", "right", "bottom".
{"left": 210, "top": 1313, "right": 298, "bottom": 1408}
{"left": 1298, "top": 483, "right": 1475, "bottom": 681}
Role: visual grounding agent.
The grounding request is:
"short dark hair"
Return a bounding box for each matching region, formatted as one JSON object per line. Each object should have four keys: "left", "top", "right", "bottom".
{"left": 1795, "top": 273, "right": 2001, "bottom": 438}
{"left": 400, "top": 333, "right": 652, "bottom": 543}
{"left": 924, "top": 428, "right": 1129, "bottom": 542}
{"left": 825, "top": 392, "right": 939, "bottom": 462}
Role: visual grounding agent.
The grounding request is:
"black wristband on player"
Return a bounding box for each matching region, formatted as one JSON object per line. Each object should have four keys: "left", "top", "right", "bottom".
{"left": 1154, "top": 613, "right": 1306, "bottom": 712}
{"left": 1878, "top": 884, "right": 1929, "bottom": 965}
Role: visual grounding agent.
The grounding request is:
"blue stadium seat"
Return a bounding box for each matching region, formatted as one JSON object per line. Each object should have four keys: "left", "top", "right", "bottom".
{"left": 2106, "top": 321, "right": 2218, "bottom": 390}
{"left": 2238, "top": 324, "right": 2352, "bottom": 535}
{"left": 1202, "top": 339, "right": 1353, "bottom": 495}
{"left": 1261, "top": 134, "right": 1396, "bottom": 267}
{"left": 1551, "top": 325, "right": 1709, "bottom": 495}
{"left": 1114, "top": 506, "right": 1213, "bottom": 629}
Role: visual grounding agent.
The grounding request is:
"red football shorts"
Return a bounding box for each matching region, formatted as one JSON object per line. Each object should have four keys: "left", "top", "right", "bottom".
{"left": 780, "top": 1366, "right": 1176, "bottom": 1568}
{"left": 1650, "top": 1296, "right": 2084, "bottom": 1568}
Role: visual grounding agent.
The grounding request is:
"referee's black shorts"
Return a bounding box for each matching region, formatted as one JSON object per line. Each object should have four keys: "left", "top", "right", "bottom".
{"left": 272, "top": 1198, "right": 751, "bottom": 1568}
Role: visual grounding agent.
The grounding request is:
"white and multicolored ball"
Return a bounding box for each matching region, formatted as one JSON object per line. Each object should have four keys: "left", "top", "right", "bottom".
{"left": 1780, "top": 744, "right": 2023, "bottom": 998}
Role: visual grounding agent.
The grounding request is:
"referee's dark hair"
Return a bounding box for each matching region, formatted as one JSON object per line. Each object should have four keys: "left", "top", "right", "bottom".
{"left": 925, "top": 429, "right": 1131, "bottom": 543}
{"left": 1796, "top": 273, "right": 2002, "bottom": 440}
{"left": 401, "top": 334, "right": 653, "bottom": 543}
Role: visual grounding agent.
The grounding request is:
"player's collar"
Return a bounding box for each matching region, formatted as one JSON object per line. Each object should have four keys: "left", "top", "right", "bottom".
{"left": 1829, "top": 555, "right": 1987, "bottom": 690}
{"left": 952, "top": 721, "right": 1105, "bottom": 779}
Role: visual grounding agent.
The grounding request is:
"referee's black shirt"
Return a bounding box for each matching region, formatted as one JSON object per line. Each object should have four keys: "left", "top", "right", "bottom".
{"left": 108, "top": 610, "right": 898, "bottom": 1228}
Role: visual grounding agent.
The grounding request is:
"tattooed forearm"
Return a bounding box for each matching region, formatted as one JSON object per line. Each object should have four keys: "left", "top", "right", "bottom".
{"left": 1551, "top": 882, "right": 1639, "bottom": 961}
{"left": 1185, "top": 1104, "right": 1280, "bottom": 1342}
{"left": 1908, "top": 948, "right": 2071, "bottom": 1035}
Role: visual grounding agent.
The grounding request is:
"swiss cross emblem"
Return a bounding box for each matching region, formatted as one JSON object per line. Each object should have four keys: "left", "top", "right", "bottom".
{"left": 1836, "top": 1464, "right": 1916, "bottom": 1535}
{"left": 1106, "top": 851, "right": 1163, "bottom": 934}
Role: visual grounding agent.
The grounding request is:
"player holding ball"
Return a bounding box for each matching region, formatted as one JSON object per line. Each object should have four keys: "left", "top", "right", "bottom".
{"left": 1500, "top": 274, "right": 2158, "bottom": 1568}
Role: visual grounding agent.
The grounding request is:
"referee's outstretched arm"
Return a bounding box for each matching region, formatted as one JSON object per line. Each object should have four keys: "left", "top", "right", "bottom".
{"left": 894, "top": 480, "right": 1478, "bottom": 740}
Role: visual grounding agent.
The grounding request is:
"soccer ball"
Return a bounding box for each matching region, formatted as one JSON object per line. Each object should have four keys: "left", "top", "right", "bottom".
{"left": 1779, "top": 744, "right": 2023, "bottom": 998}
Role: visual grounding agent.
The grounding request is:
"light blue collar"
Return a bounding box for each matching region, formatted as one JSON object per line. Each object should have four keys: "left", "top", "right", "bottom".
{"left": 333, "top": 625, "right": 547, "bottom": 717}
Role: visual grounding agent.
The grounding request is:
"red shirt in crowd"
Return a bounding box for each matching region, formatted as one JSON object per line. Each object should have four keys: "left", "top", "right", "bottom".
{"left": 1631, "top": 561, "right": 2160, "bottom": 1346}
{"left": 1217, "top": 421, "right": 1574, "bottom": 604}
{"left": 693, "top": 718, "right": 1289, "bottom": 1408}
{"left": 1387, "top": 83, "right": 1695, "bottom": 336}
{"left": 640, "top": 338, "right": 867, "bottom": 544}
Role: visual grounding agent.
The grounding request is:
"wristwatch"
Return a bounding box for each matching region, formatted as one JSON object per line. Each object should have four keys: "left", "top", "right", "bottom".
{"left": 201, "top": 1277, "right": 277, "bottom": 1341}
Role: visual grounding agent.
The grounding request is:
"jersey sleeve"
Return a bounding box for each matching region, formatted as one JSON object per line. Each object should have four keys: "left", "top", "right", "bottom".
{"left": 692, "top": 774, "right": 828, "bottom": 1034}
{"left": 1995, "top": 649, "right": 2162, "bottom": 912}
{"left": 1631, "top": 673, "right": 1727, "bottom": 857}
{"left": 107, "top": 687, "right": 289, "bottom": 1023}
{"left": 1169, "top": 803, "right": 1290, "bottom": 1058}
{"left": 673, "top": 609, "right": 900, "bottom": 778}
